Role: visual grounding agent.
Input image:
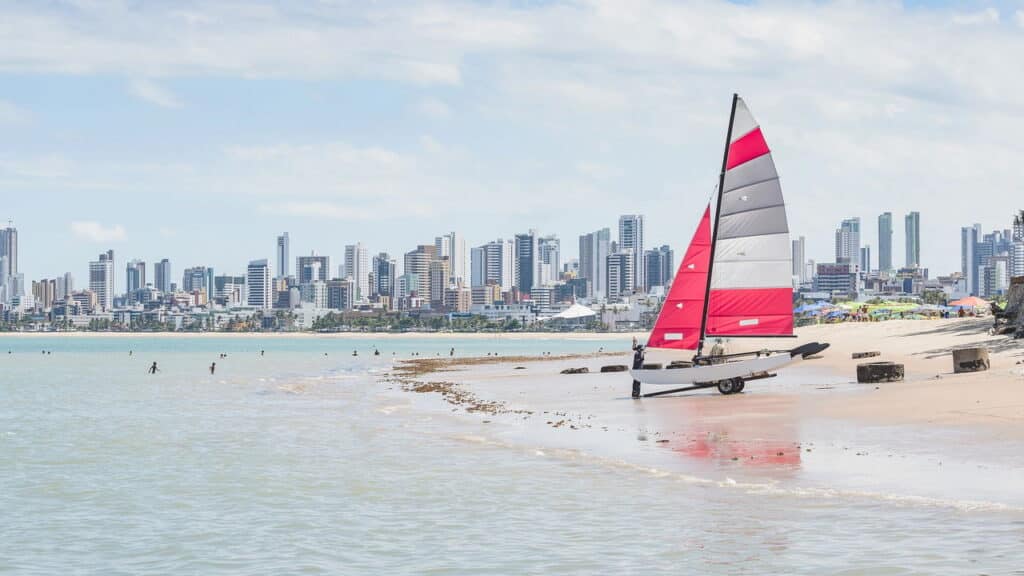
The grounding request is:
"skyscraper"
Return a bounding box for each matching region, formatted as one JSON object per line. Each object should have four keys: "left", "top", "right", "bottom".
{"left": 643, "top": 245, "right": 674, "bottom": 292}
{"left": 606, "top": 250, "right": 634, "bottom": 301}
{"left": 182, "top": 266, "right": 209, "bottom": 293}
{"left": 297, "top": 254, "right": 329, "bottom": 284}
{"left": 514, "top": 230, "right": 538, "bottom": 294}
{"left": 154, "top": 259, "right": 172, "bottom": 293}
{"left": 276, "top": 233, "right": 290, "bottom": 279}
{"left": 89, "top": 250, "right": 115, "bottom": 311}
{"left": 435, "top": 232, "right": 466, "bottom": 286}
{"left": 860, "top": 246, "right": 871, "bottom": 274}
{"left": 0, "top": 223, "right": 17, "bottom": 284}
{"left": 905, "top": 211, "right": 920, "bottom": 268}
{"left": 344, "top": 243, "right": 369, "bottom": 301}
{"left": 403, "top": 245, "right": 436, "bottom": 302}
{"left": 834, "top": 217, "right": 861, "bottom": 270}
{"left": 791, "top": 236, "right": 806, "bottom": 284}
{"left": 962, "top": 224, "right": 980, "bottom": 295}
{"left": 126, "top": 259, "right": 146, "bottom": 295}
{"left": 246, "top": 259, "right": 272, "bottom": 309}
{"left": 618, "top": 215, "right": 645, "bottom": 291}
{"left": 372, "top": 252, "right": 396, "bottom": 301}
{"left": 537, "top": 235, "right": 560, "bottom": 287}
{"left": 878, "top": 212, "right": 893, "bottom": 272}
{"left": 579, "top": 228, "right": 610, "bottom": 300}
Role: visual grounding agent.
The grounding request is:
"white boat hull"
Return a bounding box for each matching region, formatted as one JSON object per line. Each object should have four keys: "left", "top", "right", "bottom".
{"left": 629, "top": 353, "right": 799, "bottom": 386}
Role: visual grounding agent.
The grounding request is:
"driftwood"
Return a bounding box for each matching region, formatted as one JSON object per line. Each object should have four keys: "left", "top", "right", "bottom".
{"left": 851, "top": 351, "right": 881, "bottom": 360}
{"left": 857, "top": 361, "right": 904, "bottom": 383}
{"left": 560, "top": 367, "right": 589, "bottom": 375}
{"left": 952, "top": 347, "right": 989, "bottom": 373}
{"left": 600, "top": 365, "right": 629, "bottom": 373}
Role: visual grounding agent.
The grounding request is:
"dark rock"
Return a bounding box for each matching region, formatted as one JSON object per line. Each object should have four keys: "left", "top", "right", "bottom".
{"left": 852, "top": 351, "right": 881, "bottom": 359}
{"left": 641, "top": 363, "right": 662, "bottom": 370}
{"left": 560, "top": 367, "right": 589, "bottom": 374}
{"left": 856, "top": 361, "right": 904, "bottom": 383}
{"left": 600, "top": 365, "right": 628, "bottom": 373}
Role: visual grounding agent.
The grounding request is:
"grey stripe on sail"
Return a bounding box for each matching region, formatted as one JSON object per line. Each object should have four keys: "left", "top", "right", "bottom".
{"left": 715, "top": 233, "right": 791, "bottom": 262}
{"left": 719, "top": 179, "right": 783, "bottom": 217}
{"left": 730, "top": 98, "right": 759, "bottom": 143}
{"left": 724, "top": 154, "right": 777, "bottom": 193}
{"left": 716, "top": 205, "right": 789, "bottom": 240}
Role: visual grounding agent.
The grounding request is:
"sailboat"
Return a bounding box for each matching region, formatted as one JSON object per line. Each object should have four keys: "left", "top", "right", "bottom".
{"left": 630, "top": 94, "right": 828, "bottom": 397}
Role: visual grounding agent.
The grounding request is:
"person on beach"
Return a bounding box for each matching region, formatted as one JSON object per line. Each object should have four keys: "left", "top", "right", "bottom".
{"left": 352, "top": 350, "right": 358, "bottom": 356}
{"left": 261, "top": 350, "right": 265, "bottom": 357}
{"left": 374, "top": 349, "right": 380, "bottom": 356}
{"left": 209, "top": 362, "right": 216, "bottom": 375}
{"left": 450, "top": 347, "right": 455, "bottom": 356}
{"left": 129, "top": 350, "right": 133, "bottom": 356}
{"left": 148, "top": 362, "right": 159, "bottom": 374}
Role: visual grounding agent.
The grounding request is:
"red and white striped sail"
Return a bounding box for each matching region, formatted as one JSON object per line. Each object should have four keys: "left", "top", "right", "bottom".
{"left": 705, "top": 96, "right": 793, "bottom": 337}
{"left": 646, "top": 206, "right": 712, "bottom": 350}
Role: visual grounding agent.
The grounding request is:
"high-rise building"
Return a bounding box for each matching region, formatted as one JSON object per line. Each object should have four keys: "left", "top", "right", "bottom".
{"left": 606, "top": 251, "right": 635, "bottom": 301}
{"left": 296, "top": 253, "right": 329, "bottom": 285}
{"left": 834, "top": 217, "right": 860, "bottom": 270}
{"left": 246, "top": 259, "right": 272, "bottom": 309}
{"left": 344, "top": 243, "right": 369, "bottom": 301}
{"left": 435, "top": 232, "right": 467, "bottom": 286}
{"left": 579, "top": 228, "right": 610, "bottom": 300}
{"left": 327, "top": 278, "right": 354, "bottom": 310}
{"left": 372, "top": 252, "right": 396, "bottom": 300}
{"left": 791, "top": 236, "right": 806, "bottom": 284}
{"left": 644, "top": 245, "right": 674, "bottom": 292}
{"left": 618, "top": 215, "right": 645, "bottom": 291}
{"left": 403, "top": 245, "right": 436, "bottom": 302}
{"left": 126, "top": 259, "right": 146, "bottom": 295}
{"left": 429, "top": 257, "right": 451, "bottom": 308}
{"left": 860, "top": 246, "right": 871, "bottom": 275}
{"left": 905, "top": 211, "right": 920, "bottom": 268}
{"left": 537, "top": 235, "right": 560, "bottom": 287}
{"left": 514, "top": 230, "right": 538, "bottom": 294}
{"left": 276, "top": 233, "right": 290, "bottom": 279}
{"left": 0, "top": 223, "right": 17, "bottom": 288}
{"left": 55, "top": 272, "right": 74, "bottom": 301}
{"left": 878, "top": 212, "right": 893, "bottom": 272}
{"left": 472, "top": 239, "right": 514, "bottom": 291}
{"left": 182, "top": 266, "right": 209, "bottom": 294}
{"left": 962, "top": 224, "right": 981, "bottom": 296}
{"left": 89, "top": 250, "right": 115, "bottom": 311}
{"left": 154, "top": 259, "right": 172, "bottom": 293}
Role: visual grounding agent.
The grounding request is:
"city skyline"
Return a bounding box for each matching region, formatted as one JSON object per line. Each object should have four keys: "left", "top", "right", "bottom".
{"left": 3, "top": 2, "right": 1023, "bottom": 282}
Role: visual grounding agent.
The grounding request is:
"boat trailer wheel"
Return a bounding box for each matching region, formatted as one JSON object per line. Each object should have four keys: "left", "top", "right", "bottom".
{"left": 717, "top": 378, "right": 744, "bottom": 395}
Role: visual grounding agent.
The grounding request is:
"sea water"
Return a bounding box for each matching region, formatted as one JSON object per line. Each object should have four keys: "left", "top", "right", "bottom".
{"left": 2, "top": 335, "right": 1022, "bottom": 574}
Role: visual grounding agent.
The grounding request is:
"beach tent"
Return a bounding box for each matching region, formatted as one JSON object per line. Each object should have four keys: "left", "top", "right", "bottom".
{"left": 540, "top": 302, "right": 597, "bottom": 321}
{"left": 949, "top": 296, "right": 989, "bottom": 309}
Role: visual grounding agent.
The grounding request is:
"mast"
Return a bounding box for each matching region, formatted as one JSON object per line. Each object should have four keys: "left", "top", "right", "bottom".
{"left": 697, "top": 93, "right": 738, "bottom": 357}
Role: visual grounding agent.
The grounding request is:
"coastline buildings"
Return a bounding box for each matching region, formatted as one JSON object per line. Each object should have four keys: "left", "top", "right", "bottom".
{"left": 905, "top": 211, "right": 921, "bottom": 268}
{"left": 878, "top": 212, "right": 893, "bottom": 272}
{"left": 88, "top": 250, "right": 115, "bottom": 311}
{"left": 276, "top": 233, "right": 290, "bottom": 279}
{"left": 618, "top": 215, "right": 644, "bottom": 291}
{"left": 246, "top": 259, "right": 272, "bottom": 309}
{"left": 0, "top": 224, "right": 18, "bottom": 303}
{"left": 578, "top": 228, "right": 610, "bottom": 300}
{"left": 791, "top": 236, "right": 807, "bottom": 285}
{"left": 643, "top": 245, "right": 674, "bottom": 292}
{"left": 154, "top": 259, "right": 172, "bottom": 293}
{"left": 344, "top": 243, "right": 369, "bottom": 302}
{"left": 372, "top": 252, "right": 396, "bottom": 304}
{"left": 514, "top": 231, "right": 538, "bottom": 295}
{"left": 126, "top": 259, "right": 146, "bottom": 295}
{"left": 835, "top": 217, "right": 861, "bottom": 271}
{"left": 471, "top": 239, "right": 514, "bottom": 292}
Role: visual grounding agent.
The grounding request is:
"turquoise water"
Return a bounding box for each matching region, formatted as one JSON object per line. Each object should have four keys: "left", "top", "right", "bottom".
{"left": 2, "top": 336, "right": 1023, "bottom": 574}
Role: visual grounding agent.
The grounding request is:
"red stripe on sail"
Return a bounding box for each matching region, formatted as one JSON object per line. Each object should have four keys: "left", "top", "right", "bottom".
{"left": 726, "top": 127, "right": 769, "bottom": 170}
{"left": 647, "top": 206, "right": 712, "bottom": 350}
{"left": 705, "top": 287, "right": 793, "bottom": 336}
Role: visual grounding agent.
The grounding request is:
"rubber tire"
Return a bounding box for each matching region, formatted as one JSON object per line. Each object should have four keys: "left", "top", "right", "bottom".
{"left": 734, "top": 378, "right": 745, "bottom": 393}
{"left": 717, "top": 379, "right": 737, "bottom": 395}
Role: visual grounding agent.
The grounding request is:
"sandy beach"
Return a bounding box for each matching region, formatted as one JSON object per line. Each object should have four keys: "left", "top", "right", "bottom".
{"left": 389, "top": 317, "right": 1024, "bottom": 509}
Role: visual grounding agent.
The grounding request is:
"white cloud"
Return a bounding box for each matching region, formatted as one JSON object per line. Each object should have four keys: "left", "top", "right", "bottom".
{"left": 0, "top": 99, "right": 29, "bottom": 124}
{"left": 70, "top": 221, "right": 127, "bottom": 243}
{"left": 951, "top": 8, "right": 999, "bottom": 26}
{"left": 416, "top": 97, "right": 451, "bottom": 119}
{"left": 129, "top": 78, "right": 182, "bottom": 108}
{"left": 1016, "top": 10, "right": 1024, "bottom": 28}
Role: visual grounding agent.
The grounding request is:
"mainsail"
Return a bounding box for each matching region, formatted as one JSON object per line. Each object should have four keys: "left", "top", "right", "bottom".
{"left": 646, "top": 206, "right": 711, "bottom": 350}
{"left": 647, "top": 94, "right": 792, "bottom": 354}
{"left": 704, "top": 96, "right": 793, "bottom": 339}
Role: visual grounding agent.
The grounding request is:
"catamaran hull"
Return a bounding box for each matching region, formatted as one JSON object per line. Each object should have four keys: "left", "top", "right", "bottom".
{"left": 630, "top": 353, "right": 798, "bottom": 386}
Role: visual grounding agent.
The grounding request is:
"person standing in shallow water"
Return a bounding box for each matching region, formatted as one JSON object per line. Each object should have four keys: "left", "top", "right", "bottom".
{"left": 148, "top": 362, "right": 159, "bottom": 374}
{"left": 209, "top": 362, "right": 216, "bottom": 375}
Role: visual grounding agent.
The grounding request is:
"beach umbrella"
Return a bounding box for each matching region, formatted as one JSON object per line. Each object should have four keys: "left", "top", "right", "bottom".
{"left": 949, "top": 296, "right": 989, "bottom": 308}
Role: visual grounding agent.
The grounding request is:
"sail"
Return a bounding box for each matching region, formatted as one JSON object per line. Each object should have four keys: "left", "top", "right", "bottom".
{"left": 705, "top": 96, "right": 793, "bottom": 337}
{"left": 647, "top": 206, "right": 712, "bottom": 350}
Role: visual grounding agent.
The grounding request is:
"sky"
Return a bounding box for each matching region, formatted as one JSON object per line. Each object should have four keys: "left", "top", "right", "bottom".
{"left": 2, "top": 0, "right": 1024, "bottom": 283}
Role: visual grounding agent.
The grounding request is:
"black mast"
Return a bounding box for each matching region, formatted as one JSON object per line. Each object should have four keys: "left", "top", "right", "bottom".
{"left": 697, "top": 93, "right": 738, "bottom": 358}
